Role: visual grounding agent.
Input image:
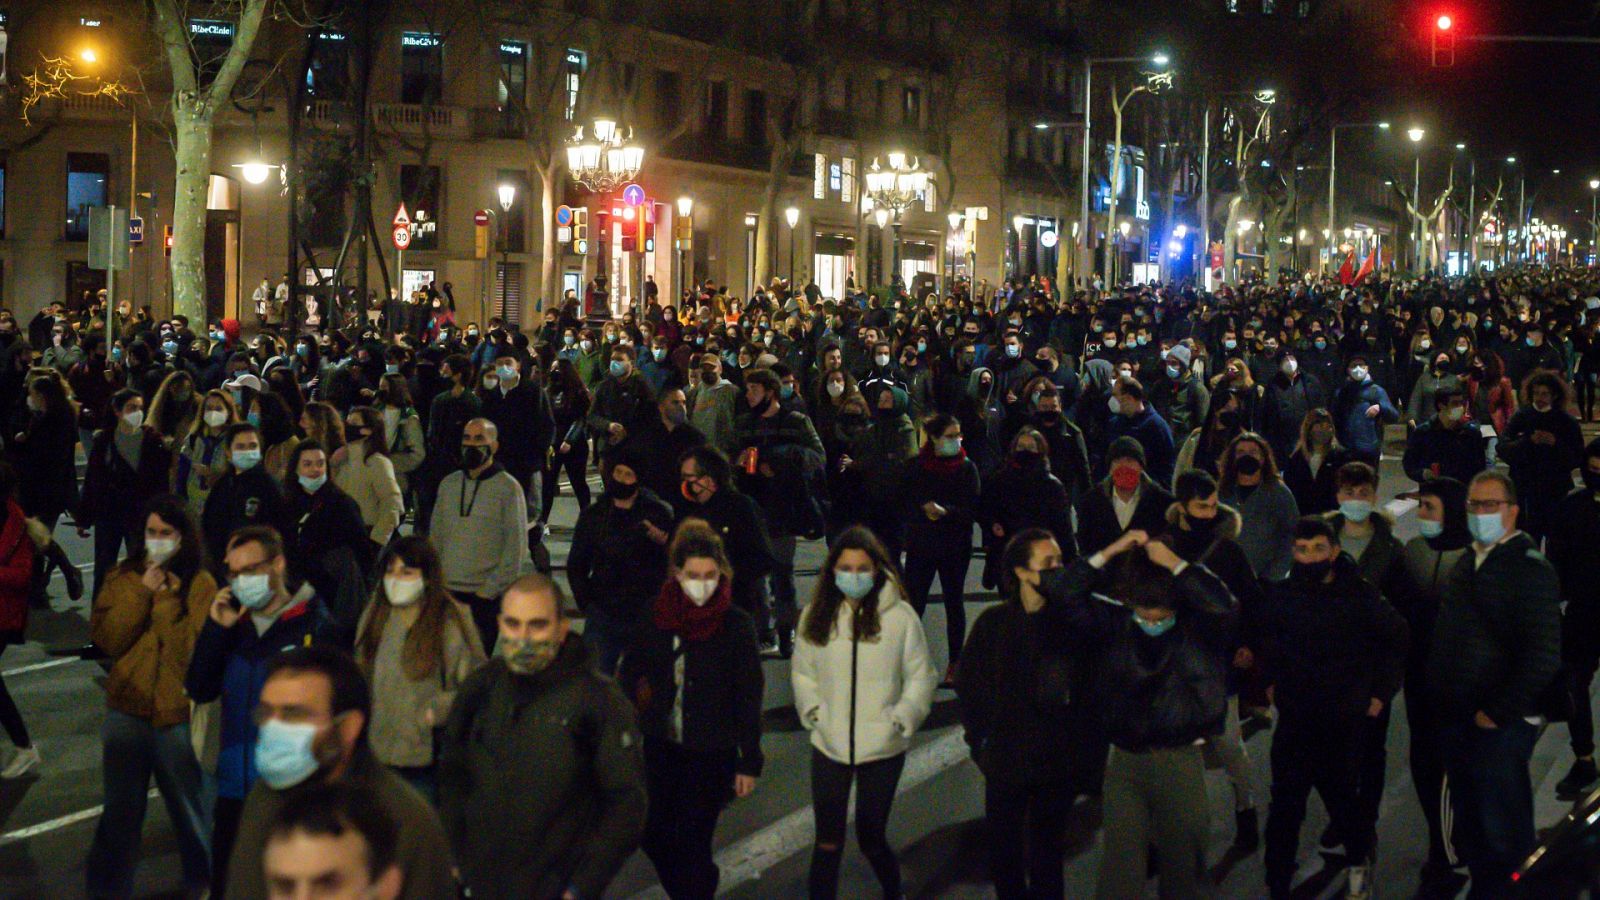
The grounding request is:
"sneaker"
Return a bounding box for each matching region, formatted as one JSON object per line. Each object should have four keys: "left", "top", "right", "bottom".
{"left": 1234, "top": 808, "right": 1260, "bottom": 853}
{"left": 63, "top": 562, "right": 84, "bottom": 603}
{"left": 758, "top": 635, "right": 782, "bottom": 658}
{"left": 1, "top": 745, "right": 39, "bottom": 779}
{"left": 1557, "top": 757, "right": 1599, "bottom": 798}
{"left": 1346, "top": 862, "right": 1371, "bottom": 899}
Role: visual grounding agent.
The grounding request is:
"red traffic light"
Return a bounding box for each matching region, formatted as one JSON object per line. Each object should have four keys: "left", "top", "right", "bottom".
{"left": 1436, "top": 13, "right": 1453, "bottom": 31}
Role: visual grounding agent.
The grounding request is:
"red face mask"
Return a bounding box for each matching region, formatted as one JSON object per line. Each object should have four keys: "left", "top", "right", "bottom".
{"left": 1111, "top": 464, "right": 1141, "bottom": 491}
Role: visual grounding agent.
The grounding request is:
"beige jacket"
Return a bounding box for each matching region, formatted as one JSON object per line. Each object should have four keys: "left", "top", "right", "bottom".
{"left": 333, "top": 445, "right": 404, "bottom": 544}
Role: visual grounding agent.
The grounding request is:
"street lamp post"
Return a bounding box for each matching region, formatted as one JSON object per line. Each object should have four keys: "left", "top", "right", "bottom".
{"left": 874, "top": 207, "right": 891, "bottom": 285}
{"left": 565, "top": 114, "right": 646, "bottom": 308}
{"left": 946, "top": 210, "right": 963, "bottom": 294}
{"left": 785, "top": 205, "right": 800, "bottom": 291}
{"left": 1327, "top": 121, "right": 1390, "bottom": 274}
{"left": 1589, "top": 180, "right": 1598, "bottom": 264}
{"left": 1408, "top": 127, "right": 1425, "bottom": 271}
{"left": 1078, "top": 52, "right": 1169, "bottom": 288}
{"left": 863, "top": 153, "right": 931, "bottom": 290}
{"left": 497, "top": 183, "right": 515, "bottom": 320}
{"left": 676, "top": 195, "right": 694, "bottom": 303}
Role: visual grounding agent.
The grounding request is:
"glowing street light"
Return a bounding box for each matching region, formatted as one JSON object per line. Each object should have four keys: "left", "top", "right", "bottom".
{"left": 79, "top": 47, "right": 99, "bottom": 65}
{"left": 1407, "top": 127, "right": 1425, "bottom": 143}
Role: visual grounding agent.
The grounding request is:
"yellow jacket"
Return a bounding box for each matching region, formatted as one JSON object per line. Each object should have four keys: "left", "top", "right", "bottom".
{"left": 91, "top": 564, "right": 218, "bottom": 727}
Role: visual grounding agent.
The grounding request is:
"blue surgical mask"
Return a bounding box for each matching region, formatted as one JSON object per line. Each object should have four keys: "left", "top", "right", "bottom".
{"left": 1134, "top": 612, "right": 1176, "bottom": 637}
{"left": 935, "top": 436, "right": 962, "bottom": 457}
{"left": 246, "top": 411, "right": 261, "bottom": 428}
{"left": 652, "top": 347, "right": 666, "bottom": 361}
{"left": 780, "top": 384, "right": 795, "bottom": 400}
{"left": 1468, "top": 512, "right": 1506, "bottom": 545}
{"left": 609, "top": 360, "right": 627, "bottom": 377}
{"left": 231, "top": 572, "right": 274, "bottom": 609}
{"left": 1339, "top": 499, "right": 1374, "bottom": 523}
{"left": 1417, "top": 519, "right": 1444, "bottom": 539}
{"left": 834, "top": 570, "right": 875, "bottom": 600}
{"left": 298, "top": 474, "right": 327, "bottom": 493}
{"left": 111, "top": 347, "right": 123, "bottom": 363}
{"left": 385, "top": 364, "right": 399, "bottom": 375}
{"left": 253, "top": 718, "right": 321, "bottom": 789}
{"left": 496, "top": 365, "right": 516, "bottom": 381}
{"left": 916, "top": 340, "right": 927, "bottom": 353}
{"left": 232, "top": 448, "right": 262, "bottom": 471}
{"left": 296, "top": 344, "right": 309, "bottom": 358}
{"left": 1005, "top": 344, "right": 1020, "bottom": 358}
{"left": 162, "top": 340, "right": 179, "bottom": 356}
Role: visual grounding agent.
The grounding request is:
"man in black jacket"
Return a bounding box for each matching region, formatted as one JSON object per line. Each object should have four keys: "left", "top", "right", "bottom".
{"left": 1547, "top": 439, "right": 1600, "bottom": 798}
{"left": 417, "top": 354, "right": 480, "bottom": 536}
{"left": 200, "top": 424, "right": 295, "bottom": 568}
{"left": 1402, "top": 384, "right": 1488, "bottom": 488}
{"left": 633, "top": 388, "right": 708, "bottom": 502}
{"left": 1427, "top": 471, "right": 1562, "bottom": 894}
{"left": 674, "top": 446, "right": 777, "bottom": 637}
{"left": 1076, "top": 436, "right": 1173, "bottom": 553}
{"left": 478, "top": 353, "right": 555, "bottom": 559}
{"left": 567, "top": 451, "right": 675, "bottom": 675}
{"left": 587, "top": 343, "right": 657, "bottom": 452}
{"left": 1258, "top": 517, "right": 1407, "bottom": 900}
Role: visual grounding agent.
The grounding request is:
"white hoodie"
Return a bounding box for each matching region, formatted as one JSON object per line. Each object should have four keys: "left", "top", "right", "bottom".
{"left": 791, "top": 582, "right": 939, "bottom": 765}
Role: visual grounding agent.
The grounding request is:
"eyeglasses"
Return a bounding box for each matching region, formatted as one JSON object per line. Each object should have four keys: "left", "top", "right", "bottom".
{"left": 1466, "top": 499, "right": 1510, "bottom": 513}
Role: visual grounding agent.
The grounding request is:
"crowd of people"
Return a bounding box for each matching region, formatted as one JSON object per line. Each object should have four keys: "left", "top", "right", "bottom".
{"left": 0, "top": 263, "right": 1596, "bottom": 898}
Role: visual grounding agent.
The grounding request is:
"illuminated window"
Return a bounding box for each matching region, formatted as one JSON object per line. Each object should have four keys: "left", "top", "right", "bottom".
{"left": 564, "top": 49, "right": 586, "bottom": 121}
{"left": 400, "top": 32, "right": 442, "bottom": 104}
{"left": 841, "top": 157, "right": 856, "bottom": 205}
{"left": 814, "top": 154, "right": 826, "bottom": 200}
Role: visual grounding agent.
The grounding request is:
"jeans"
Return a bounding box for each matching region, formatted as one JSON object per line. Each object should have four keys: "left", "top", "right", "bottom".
{"left": 985, "top": 777, "right": 1072, "bottom": 899}
{"left": 86, "top": 711, "right": 212, "bottom": 897}
{"left": 1265, "top": 711, "right": 1371, "bottom": 892}
{"left": 1441, "top": 716, "right": 1539, "bottom": 897}
{"left": 583, "top": 606, "right": 637, "bottom": 677}
{"left": 643, "top": 739, "right": 735, "bottom": 899}
{"left": 1098, "top": 744, "right": 1208, "bottom": 900}
{"left": 903, "top": 542, "right": 972, "bottom": 667}
{"left": 768, "top": 533, "right": 799, "bottom": 637}
{"left": 810, "top": 750, "right": 905, "bottom": 899}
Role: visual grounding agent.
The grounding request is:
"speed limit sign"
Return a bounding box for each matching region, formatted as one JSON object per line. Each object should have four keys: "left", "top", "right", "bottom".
{"left": 393, "top": 225, "right": 412, "bottom": 250}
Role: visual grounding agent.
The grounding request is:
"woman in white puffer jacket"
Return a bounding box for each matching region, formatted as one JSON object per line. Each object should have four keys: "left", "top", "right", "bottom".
{"left": 792, "top": 525, "right": 938, "bottom": 900}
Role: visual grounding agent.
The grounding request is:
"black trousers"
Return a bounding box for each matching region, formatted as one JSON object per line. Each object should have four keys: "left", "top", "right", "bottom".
{"left": 1355, "top": 705, "right": 1391, "bottom": 838}
{"left": 985, "top": 777, "right": 1072, "bottom": 899}
{"left": 809, "top": 750, "right": 905, "bottom": 900}
{"left": 211, "top": 794, "right": 245, "bottom": 891}
{"left": 1404, "top": 680, "right": 1452, "bottom": 869}
{"left": 903, "top": 541, "right": 972, "bottom": 666}
{"left": 1265, "top": 710, "right": 1372, "bottom": 891}
{"left": 642, "top": 739, "right": 736, "bottom": 899}
{"left": 541, "top": 443, "right": 591, "bottom": 523}
{"left": 453, "top": 591, "right": 500, "bottom": 658}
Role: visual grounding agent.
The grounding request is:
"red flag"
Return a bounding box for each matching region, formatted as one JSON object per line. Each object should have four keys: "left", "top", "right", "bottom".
{"left": 1337, "top": 250, "right": 1356, "bottom": 285}
{"left": 1354, "top": 243, "right": 1379, "bottom": 284}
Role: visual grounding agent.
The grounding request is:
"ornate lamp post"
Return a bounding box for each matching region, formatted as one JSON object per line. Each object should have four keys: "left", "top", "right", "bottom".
{"left": 784, "top": 205, "right": 800, "bottom": 290}
{"left": 864, "top": 152, "right": 930, "bottom": 288}
{"left": 497, "top": 183, "right": 515, "bottom": 318}
{"left": 565, "top": 116, "right": 645, "bottom": 304}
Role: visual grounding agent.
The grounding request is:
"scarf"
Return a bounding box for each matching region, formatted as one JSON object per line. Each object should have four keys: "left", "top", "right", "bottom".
{"left": 653, "top": 577, "right": 732, "bottom": 642}
{"left": 917, "top": 441, "right": 968, "bottom": 475}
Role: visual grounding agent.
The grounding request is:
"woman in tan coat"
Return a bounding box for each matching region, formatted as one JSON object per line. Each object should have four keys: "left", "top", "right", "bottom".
{"left": 86, "top": 494, "right": 217, "bottom": 897}
{"left": 332, "top": 405, "right": 405, "bottom": 553}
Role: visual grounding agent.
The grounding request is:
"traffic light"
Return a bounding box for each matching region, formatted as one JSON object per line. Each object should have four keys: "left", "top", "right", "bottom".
{"left": 163, "top": 224, "right": 173, "bottom": 257}
{"left": 1431, "top": 12, "right": 1456, "bottom": 67}
{"left": 620, "top": 205, "right": 638, "bottom": 253}
{"left": 643, "top": 204, "right": 656, "bottom": 253}
{"left": 572, "top": 207, "right": 588, "bottom": 243}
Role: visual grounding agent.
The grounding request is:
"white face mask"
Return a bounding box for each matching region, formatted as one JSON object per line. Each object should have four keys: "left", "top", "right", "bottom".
{"left": 827, "top": 381, "right": 845, "bottom": 398}
{"left": 678, "top": 575, "right": 719, "bottom": 606}
{"left": 383, "top": 575, "right": 425, "bottom": 607}
{"left": 203, "top": 409, "right": 228, "bottom": 429}
{"left": 122, "top": 410, "right": 145, "bottom": 429}
{"left": 874, "top": 354, "right": 890, "bottom": 367}
{"left": 145, "top": 536, "right": 179, "bottom": 565}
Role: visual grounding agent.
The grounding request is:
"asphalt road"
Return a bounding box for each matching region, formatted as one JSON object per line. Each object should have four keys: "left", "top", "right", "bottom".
{"left": 0, "top": 443, "right": 1593, "bottom": 899}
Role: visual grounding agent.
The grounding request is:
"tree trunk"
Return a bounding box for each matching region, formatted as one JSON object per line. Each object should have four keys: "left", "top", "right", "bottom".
{"left": 170, "top": 103, "right": 214, "bottom": 324}
{"left": 538, "top": 160, "right": 560, "bottom": 318}
{"left": 1222, "top": 195, "right": 1241, "bottom": 282}
{"left": 755, "top": 141, "right": 788, "bottom": 289}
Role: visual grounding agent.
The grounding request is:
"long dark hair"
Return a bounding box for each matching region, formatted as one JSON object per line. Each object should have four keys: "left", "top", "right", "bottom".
{"left": 347, "top": 405, "right": 389, "bottom": 460}
{"left": 800, "top": 526, "right": 901, "bottom": 646}
{"left": 998, "top": 527, "right": 1056, "bottom": 601}
{"left": 354, "top": 536, "right": 473, "bottom": 681}
{"left": 118, "top": 494, "right": 205, "bottom": 593}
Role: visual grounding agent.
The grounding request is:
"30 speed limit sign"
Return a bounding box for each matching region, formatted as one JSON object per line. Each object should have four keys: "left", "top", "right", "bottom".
{"left": 393, "top": 225, "right": 412, "bottom": 250}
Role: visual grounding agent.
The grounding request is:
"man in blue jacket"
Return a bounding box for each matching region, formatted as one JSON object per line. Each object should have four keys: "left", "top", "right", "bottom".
{"left": 1330, "top": 354, "right": 1398, "bottom": 466}
{"left": 185, "top": 525, "right": 328, "bottom": 889}
{"left": 1107, "top": 376, "right": 1176, "bottom": 487}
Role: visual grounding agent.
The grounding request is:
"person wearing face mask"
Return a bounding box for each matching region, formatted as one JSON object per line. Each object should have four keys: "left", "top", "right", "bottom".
{"left": 1427, "top": 471, "right": 1561, "bottom": 896}
{"left": 1150, "top": 343, "right": 1210, "bottom": 441}
{"left": 901, "top": 413, "right": 981, "bottom": 685}
{"left": 1106, "top": 376, "right": 1177, "bottom": 487}
{"left": 792, "top": 526, "right": 938, "bottom": 900}
{"left": 1506, "top": 322, "right": 1566, "bottom": 390}
{"left": 991, "top": 330, "right": 1041, "bottom": 415}
{"left": 438, "top": 573, "right": 647, "bottom": 900}
{"left": 283, "top": 442, "right": 372, "bottom": 641}
{"left": 353, "top": 536, "right": 484, "bottom": 801}
{"left": 686, "top": 353, "right": 742, "bottom": 456}
{"left": 1049, "top": 527, "right": 1236, "bottom": 899}
{"left": 476, "top": 354, "right": 554, "bottom": 556}
{"left": 1257, "top": 517, "right": 1407, "bottom": 900}
{"left": 428, "top": 418, "right": 533, "bottom": 654}
{"left": 1392, "top": 477, "right": 1471, "bottom": 893}
{"left": 177, "top": 390, "right": 240, "bottom": 518}
{"left": 1498, "top": 371, "right": 1584, "bottom": 541}
{"left": 1219, "top": 433, "right": 1300, "bottom": 580}
{"left": 572, "top": 328, "right": 607, "bottom": 388}
{"left": 1547, "top": 440, "right": 1600, "bottom": 801}
{"left": 957, "top": 529, "right": 1080, "bottom": 898}
{"left": 831, "top": 384, "right": 916, "bottom": 560}
{"left": 86, "top": 496, "right": 217, "bottom": 896}
{"left": 1403, "top": 385, "right": 1488, "bottom": 489}
{"left": 587, "top": 344, "right": 657, "bottom": 452}
{"left": 620, "top": 520, "right": 763, "bottom": 898}
{"left": 184, "top": 526, "right": 334, "bottom": 890}
{"left": 568, "top": 452, "right": 675, "bottom": 674}
{"left": 1260, "top": 349, "right": 1328, "bottom": 465}
{"left": 13, "top": 375, "right": 82, "bottom": 602}
{"left": 1329, "top": 354, "right": 1398, "bottom": 467}
{"left": 222, "top": 645, "right": 456, "bottom": 900}
{"left": 978, "top": 429, "right": 1076, "bottom": 593}
{"left": 1078, "top": 436, "right": 1174, "bottom": 555}
{"left": 80, "top": 390, "right": 175, "bottom": 595}
{"left": 201, "top": 423, "right": 297, "bottom": 579}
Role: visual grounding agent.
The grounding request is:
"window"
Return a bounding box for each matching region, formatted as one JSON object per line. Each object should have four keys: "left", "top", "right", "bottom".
{"left": 744, "top": 89, "right": 767, "bottom": 147}
{"left": 702, "top": 80, "right": 728, "bottom": 139}
{"left": 829, "top": 163, "right": 842, "bottom": 194}
{"left": 65, "top": 152, "right": 109, "bottom": 242}
{"left": 923, "top": 181, "right": 937, "bottom": 213}
{"left": 398, "top": 165, "right": 441, "bottom": 251}
{"left": 1297, "top": 0, "right": 1312, "bottom": 15}
{"left": 497, "top": 169, "right": 529, "bottom": 253}
{"left": 655, "top": 69, "right": 681, "bottom": 133}
{"left": 814, "top": 154, "right": 826, "bottom": 200}
{"left": 841, "top": 157, "right": 856, "bottom": 205}
{"left": 189, "top": 19, "right": 235, "bottom": 87}
{"left": 400, "top": 32, "right": 443, "bottom": 104}
{"left": 564, "top": 49, "right": 586, "bottom": 121}
{"left": 306, "top": 30, "right": 351, "bottom": 99}
{"left": 902, "top": 86, "right": 921, "bottom": 128}
{"left": 496, "top": 41, "right": 528, "bottom": 124}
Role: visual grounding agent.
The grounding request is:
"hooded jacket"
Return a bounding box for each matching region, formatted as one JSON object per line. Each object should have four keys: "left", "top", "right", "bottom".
{"left": 791, "top": 582, "right": 939, "bottom": 765}
{"left": 92, "top": 565, "right": 218, "bottom": 728}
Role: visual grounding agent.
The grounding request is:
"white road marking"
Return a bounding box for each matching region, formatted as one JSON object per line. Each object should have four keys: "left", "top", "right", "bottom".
{"left": 627, "top": 730, "right": 970, "bottom": 898}
{"left": 0, "top": 789, "right": 159, "bottom": 846}
{"left": 1, "top": 658, "right": 77, "bottom": 678}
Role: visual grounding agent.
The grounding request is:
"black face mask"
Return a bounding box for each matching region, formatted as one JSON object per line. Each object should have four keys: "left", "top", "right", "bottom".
{"left": 1012, "top": 449, "right": 1042, "bottom": 467}
{"left": 1584, "top": 470, "right": 1600, "bottom": 495}
{"left": 1036, "top": 565, "right": 1067, "bottom": 599}
{"left": 461, "top": 445, "right": 491, "bottom": 470}
{"left": 1034, "top": 411, "right": 1061, "bottom": 427}
{"left": 1186, "top": 513, "right": 1219, "bottom": 537}
{"left": 1291, "top": 559, "right": 1333, "bottom": 584}
{"left": 700, "top": 369, "right": 719, "bottom": 386}
{"left": 1234, "top": 455, "right": 1263, "bottom": 476}
{"left": 607, "top": 478, "right": 639, "bottom": 500}
{"left": 1218, "top": 410, "right": 1242, "bottom": 430}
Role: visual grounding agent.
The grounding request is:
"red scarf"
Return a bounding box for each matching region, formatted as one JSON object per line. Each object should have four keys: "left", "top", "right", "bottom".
{"left": 653, "top": 577, "right": 732, "bottom": 642}
{"left": 918, "top": 441, "right": 968, "bottom": 475}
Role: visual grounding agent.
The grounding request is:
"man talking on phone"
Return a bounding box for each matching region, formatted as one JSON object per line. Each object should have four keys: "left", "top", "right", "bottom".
{"left": 186, "top": 525, "right": 330, "bottom": 889}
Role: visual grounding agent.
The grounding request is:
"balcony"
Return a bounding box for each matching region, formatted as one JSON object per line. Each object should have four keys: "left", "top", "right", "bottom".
{"left": 371, "top": 103, "right": 470, "bottom": 138}
{"left": 659, "top": 133, "right": 770, "bottom": 173}
{"left": 48, "top": 92, "right": 132, "bottom": 122}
